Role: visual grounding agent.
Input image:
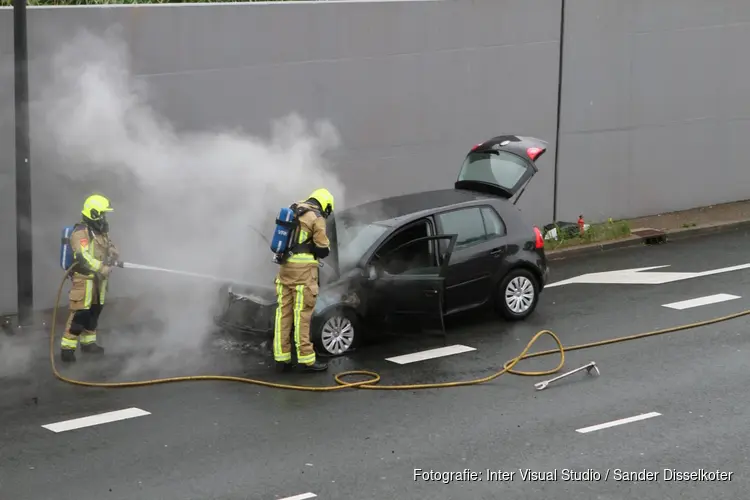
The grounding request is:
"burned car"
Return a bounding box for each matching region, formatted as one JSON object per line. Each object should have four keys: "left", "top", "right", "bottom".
{"left": 214, "top": 135, "right": 551, "bottom": 356}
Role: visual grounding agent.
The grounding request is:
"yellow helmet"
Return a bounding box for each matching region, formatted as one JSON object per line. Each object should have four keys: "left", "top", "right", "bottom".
{"left": 307, "top": 188, "right": 334, "bottom": 217}
{"left": 82, "top": 194, "right": 113, "bottom": 221}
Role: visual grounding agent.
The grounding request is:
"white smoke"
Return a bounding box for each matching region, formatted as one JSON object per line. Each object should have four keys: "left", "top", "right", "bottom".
{"left": 30, "top": 28, "right": 347, "bottom": 377}
{"left": 0, "top": 333, "right": 34, "bottom": 379}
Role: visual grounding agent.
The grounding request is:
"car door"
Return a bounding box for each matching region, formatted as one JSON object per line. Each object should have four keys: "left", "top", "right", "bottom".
{"left": 366, "top": 235, "right": 457, "bottom": 324}
{"left": 435, "top": 205, "right": 510, "bottom": 314}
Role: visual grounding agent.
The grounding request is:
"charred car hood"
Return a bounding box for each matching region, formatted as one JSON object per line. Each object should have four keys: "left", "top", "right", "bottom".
{"left": 226, "top": 270, "right": 361, "bottom": 314}
{"left": 226, "top": 284, "right": 277, "bottom": 306}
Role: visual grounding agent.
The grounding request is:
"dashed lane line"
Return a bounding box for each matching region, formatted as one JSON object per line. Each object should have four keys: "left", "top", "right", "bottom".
{"left": 662, "top": 293, "right": 741, "bottom": 310}
{"left": 42, "top": 407, "right": 151, "bottom": 433}
{"left": 278, "top": 493, "right": 316, "bottom": 500}
{"left": 576, "top": 412, "right": 661, "bottom": 434}
{"left": 385, "top": 344, "right": 477, "bottom": 365}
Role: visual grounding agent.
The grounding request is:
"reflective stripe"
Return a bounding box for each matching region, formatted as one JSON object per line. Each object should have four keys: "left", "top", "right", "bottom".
{"left": 288, "top": 228, "right": 318, "bottom": 264}
{"left": 293, "top": 285, "right": 316, "bottom": 365}
{"left": 273, "top": 281, "right": 291, "bottom": 362}
{"left": 80, "top": 332, "right": 97, "bottom": 345}
{"left": 276, "top": 352, "right": 292, "bottom": 362}
{"left": 77, "top": 239, "right": 103, "bottom": 273}
{"left": 84, "top": 280, "right": 94, "bottom": 309}
{"left": 287, "top": 253, "right": 317, "bottom": 264}
{"left": 61, "top": 337, "right": 78, "bottom": 349}
{"left": 99, "top": 279, "right": 108, "bottom": 305}
{"left": 297, "top": 352, "right": 315, "bottom": 365}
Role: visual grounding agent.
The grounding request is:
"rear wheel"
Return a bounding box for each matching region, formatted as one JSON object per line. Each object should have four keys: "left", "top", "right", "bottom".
{"left": 495, "top": 268, "right": 539, "bottom": 321}
{"left": 312, "top": 308, "right": 360, "bottom": 356}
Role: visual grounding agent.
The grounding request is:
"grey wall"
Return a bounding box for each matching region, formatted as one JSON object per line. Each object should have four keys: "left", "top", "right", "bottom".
{"left": 556, "top": 0, "right": 750, "bottom": 221}
{"left": 0, "top": 0, "right": 748, "bottom": 314}
{"left": 0, "top": 0, "right": 563, "bottom": 313}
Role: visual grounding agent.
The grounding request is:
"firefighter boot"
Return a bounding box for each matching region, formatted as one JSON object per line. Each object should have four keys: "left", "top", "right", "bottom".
{"left": 61, "top": 349, "right": 76, "bottom": 363}
{"left": 275, "top": 361, "right": 294, "bottom": 373}
{"left": 300, "top": 360, "right": 328, "bottom": 372}
{"left": 80, "top": 330, "right": 105, "bottom": 355}
{"left": 81, "top": 343, "right": 105, "bottom": 355}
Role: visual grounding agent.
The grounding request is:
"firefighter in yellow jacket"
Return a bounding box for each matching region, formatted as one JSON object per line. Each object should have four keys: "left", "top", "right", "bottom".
{"left": 273, "top": 188, "right": 334, "bottom": 372}
{"left": 61, "top": 194, "right": 121, "bottom": 363}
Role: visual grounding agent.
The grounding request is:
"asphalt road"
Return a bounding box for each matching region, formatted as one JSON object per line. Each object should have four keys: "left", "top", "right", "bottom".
{"left": 3, "top": 230, "right": 750, "bottom": 500}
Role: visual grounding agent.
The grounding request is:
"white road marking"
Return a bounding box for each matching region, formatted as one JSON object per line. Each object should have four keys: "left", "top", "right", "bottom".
{"left": 662, "top": 293, "right": 741, "bottom": 310}
{"left": 42, "top": 407, "right": 151, "bottom": 433}
{"left": 576, "top": 412, "right": 661, "bottom": 434}
{"left": 278, "top": 494, "right": 316, "bottom": 500}
{"left": 385, "top": 344, "right": 476, "bottom": 364}
{"left": 547, "top": 263, "right": 750, "bottom": 287}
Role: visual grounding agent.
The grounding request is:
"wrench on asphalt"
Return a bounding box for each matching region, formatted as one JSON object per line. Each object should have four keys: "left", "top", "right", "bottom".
{"left": 534, "top": 361, "right": 600, "bottom": 391}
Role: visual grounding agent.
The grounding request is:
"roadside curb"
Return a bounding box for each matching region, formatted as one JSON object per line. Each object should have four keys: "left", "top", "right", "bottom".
{"left": 546, "top": 218, "right": 750, "bottom": 261}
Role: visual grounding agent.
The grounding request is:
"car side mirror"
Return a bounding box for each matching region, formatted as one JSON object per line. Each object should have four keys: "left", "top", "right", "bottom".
{"left": 367, "top": 265, "right": 378, "bottom": 281}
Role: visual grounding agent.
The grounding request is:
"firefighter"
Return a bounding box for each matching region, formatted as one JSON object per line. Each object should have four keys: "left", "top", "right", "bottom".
{"left": 60, "top": 194, "right": 121, "bottom": 363}
{"left": 273, "top": 188, "right": 334, "bottom": 373}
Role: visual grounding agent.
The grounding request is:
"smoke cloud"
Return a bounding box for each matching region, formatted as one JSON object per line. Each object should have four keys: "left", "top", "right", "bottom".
{"left": 30, "top": 28, "right": 347, "bottom": 378}
{"left": 0, "top": 334, "right": 34, "bottom": 379}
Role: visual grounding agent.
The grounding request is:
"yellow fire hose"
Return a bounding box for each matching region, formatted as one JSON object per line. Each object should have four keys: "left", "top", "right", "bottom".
{"left": 50, "top": 267, "right": 750, "bottom": 391}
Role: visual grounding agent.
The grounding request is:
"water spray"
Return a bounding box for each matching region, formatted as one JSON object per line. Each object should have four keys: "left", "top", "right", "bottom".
{"left": 117, "top": 261, "right": 260, "bottom": 288}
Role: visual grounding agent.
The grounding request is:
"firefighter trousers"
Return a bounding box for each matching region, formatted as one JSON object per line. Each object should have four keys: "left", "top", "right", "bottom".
{"left": 61, "top": 276, "right": 105, "bottom": 351}
{"left": 273, "top": 264, "right": 318, "bottom": 365}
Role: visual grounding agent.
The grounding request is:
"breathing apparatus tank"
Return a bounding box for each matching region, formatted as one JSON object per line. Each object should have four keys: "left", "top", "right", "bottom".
{"left": 60, "top": 224, "right": 81, "bottom": 271}
{"left": 270, "top": 206, "right": 297, "bottom": 264}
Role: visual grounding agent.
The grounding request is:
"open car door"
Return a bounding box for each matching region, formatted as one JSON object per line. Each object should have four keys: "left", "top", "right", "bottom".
{"left": 455, "top": 135, "right": 548, "bottom": 205}
{"left": 366, "top": 234, "right": 457, "bottom": 335}
{"left": 323, "top": 212, "right": 341, "bottom": 282}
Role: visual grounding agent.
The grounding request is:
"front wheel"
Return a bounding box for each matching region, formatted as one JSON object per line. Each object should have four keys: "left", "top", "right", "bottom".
{"left": 495, "top": 268, "right": 540, "bottom": 321}
{"left": 312, "top": 308, "right": 360, "bottom": 356}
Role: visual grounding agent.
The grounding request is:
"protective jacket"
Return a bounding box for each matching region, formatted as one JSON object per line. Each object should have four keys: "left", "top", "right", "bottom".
{"left": 68, "top": 223, "right": 119, "bottom": 310}
{"left": 284, "top": 201, "right": 331, "bottom": 267}
{"left": 273, "top": 201, "right": 330, "bottom": 366}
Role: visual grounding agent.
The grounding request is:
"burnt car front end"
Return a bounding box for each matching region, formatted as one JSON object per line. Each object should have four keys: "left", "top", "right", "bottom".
{"left": 213, "top": 283, "right": 277, "bottom": 340}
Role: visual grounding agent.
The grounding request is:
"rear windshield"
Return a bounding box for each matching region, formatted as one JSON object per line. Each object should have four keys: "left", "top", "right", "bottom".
{"left": 458, "top": 151, "right": 529, "bottom": 191}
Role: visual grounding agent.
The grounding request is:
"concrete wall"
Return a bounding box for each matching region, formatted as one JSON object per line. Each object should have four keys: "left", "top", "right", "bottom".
{"left": 1, "top": 0, "right": 749, "bottom": 313}
{"left": 556, "top": 0, "right": 750, "bottom": 221}
{"left": 0, "top": 0, "right": 563, "bottom": 313}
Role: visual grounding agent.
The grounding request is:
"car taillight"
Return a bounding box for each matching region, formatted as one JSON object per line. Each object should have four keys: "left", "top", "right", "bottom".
{"left": 527, "top": 147, "right": 543, "bottom": 161}
{"left": 533, "top": 226, "right": 544, "bottom": 249}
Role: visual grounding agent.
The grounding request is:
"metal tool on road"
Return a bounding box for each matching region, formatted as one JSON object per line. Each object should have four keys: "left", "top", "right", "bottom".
{"left": 534, "top": 361, "right": 599, "bottom": 391}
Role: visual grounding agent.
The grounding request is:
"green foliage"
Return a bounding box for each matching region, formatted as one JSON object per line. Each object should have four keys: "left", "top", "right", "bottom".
{"left": 546, "top": 219, "right": 632, "bottom": 250}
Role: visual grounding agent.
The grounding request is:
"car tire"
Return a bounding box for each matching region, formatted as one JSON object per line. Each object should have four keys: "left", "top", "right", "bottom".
{"left": 312, "top": 308, "right": 360, "bottom": 357}
{"left": 495, "top": 268, "right": 540, "bottom": 321}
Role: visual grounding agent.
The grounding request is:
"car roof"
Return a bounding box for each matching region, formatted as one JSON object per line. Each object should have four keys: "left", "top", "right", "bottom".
{"left": 337, "top": 188, "right": 499, "bottom": 227}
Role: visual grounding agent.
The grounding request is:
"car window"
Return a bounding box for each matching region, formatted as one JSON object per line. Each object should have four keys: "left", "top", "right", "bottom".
{"left": 372, "top": 221, "right": 436, "bottom": 275}
{"left": 481, "top": 206, "right": 506, "bottom": 237}
{"left": 437, "top": 207, "right": 487, "bottom": 248}
{"left": 336, "top": 222, "right": 389, "bottom": 271}
{"left": 458, "top": 151, "right": 529, "bottom": 191}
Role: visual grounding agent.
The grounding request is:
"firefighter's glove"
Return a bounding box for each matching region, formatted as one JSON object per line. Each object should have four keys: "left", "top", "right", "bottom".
{"left": 312, "top": 246, "right": 330, "bottom": 259}
{"left": 99, "top": 265, "right": 112, "bottom": 278}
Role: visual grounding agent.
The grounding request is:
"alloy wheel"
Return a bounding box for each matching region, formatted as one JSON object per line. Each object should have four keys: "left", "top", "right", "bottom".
{"left": 505, "top": 276, "right": 535, "bottom": 314}
{"left": 320, "top": 315, "right": 355, "bottom": 355}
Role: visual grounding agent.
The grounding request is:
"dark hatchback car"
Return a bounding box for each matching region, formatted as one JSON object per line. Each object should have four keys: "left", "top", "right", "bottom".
{"left": 214, "top": 135, "right": 550, "bottom": 356}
